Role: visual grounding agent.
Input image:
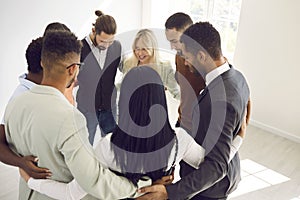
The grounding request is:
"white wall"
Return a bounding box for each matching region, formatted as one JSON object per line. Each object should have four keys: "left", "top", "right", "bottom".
{"left": 234, "top": 0, "right": 300, "bottom": 141}
{"left": 0, "top": 0, "right": 142, "bottom": 118}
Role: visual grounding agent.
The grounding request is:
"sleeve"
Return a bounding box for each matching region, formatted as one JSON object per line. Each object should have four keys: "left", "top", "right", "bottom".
{"left": 114, "top": 69, "right": 123, "bottom": 92}
{"left": 1, "top": 116, "right": 4, "bottom": 125}
{"left": 176, "top": 128, "right": 205, "bottom": 169}
{"left": 27, "top": 178, "right": 86, "bottom": 200}
{"left": 229, "top": 135, "right": 243, "bottom": 161}
{"left": 93, "top": 134, "right": 115, "bottom": 169}
{"left": 166, "top": 102, "right": 238, "bottom": 200}
{"left": 162, "top": 62, "right": 181, "bottom": 100}
{"left": 57, "top": 110, "right": 138, "bottom": 199}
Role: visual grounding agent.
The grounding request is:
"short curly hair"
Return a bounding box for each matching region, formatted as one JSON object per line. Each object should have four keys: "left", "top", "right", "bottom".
{"left": 41, "top": 30, "right": 82, "bottom": 70}
{"left": 26, "top": 37, "right": 43, "bottom": 74}
{"left": 181, "top": 22, "right": 222, "bottom": 60}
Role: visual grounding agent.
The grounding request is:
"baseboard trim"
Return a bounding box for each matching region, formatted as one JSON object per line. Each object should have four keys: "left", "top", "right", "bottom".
{"left": 250, "top": 119, "right": 300, "bottom": 144}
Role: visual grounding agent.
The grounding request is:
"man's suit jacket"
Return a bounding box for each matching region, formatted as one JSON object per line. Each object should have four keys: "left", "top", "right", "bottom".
{"left": 166, "top": 66, "right": 250, "bottom": 199}
{"left": 77, "top": 39, "right": 121, "bottom": 114}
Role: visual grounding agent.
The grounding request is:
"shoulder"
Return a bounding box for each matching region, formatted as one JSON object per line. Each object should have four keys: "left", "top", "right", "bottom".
{"left": 106, "top": 40, "right": 122, "bottom": 59}
{"left": 122, "top": 56, "right": 136, "bottom": 73}
{"left": 110, "top": 40, "right": 122, "bottom": 51}
{"left": 10, "top": 85, "right": 30, "bottom": 100}
{"left": 222, "top": 67, "right": 249, "bottom": 97}
{"left": 64, "top": 106, "right": 86, "bottom": 124}
{"left": 81, "top": 38, "right": 89, "bottom": 49}
{"left": 113, "top": 40, "right": 121, "bottom": 47}
{"left": 4, "top": 90, "right": 29, "bottom": 119}
{"left": 80, "top": 39, "right": 91, "bottom": 60}
{"left": 224, "top": 66, "right": 246, "bottom": 82}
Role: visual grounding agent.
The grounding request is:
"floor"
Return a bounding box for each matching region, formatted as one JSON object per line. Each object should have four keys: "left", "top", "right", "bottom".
{"left": 229, "top": 125, "right": 300, "bottom": 200}
{"left": 1, "top": 93, "right": 300, "bottom": 199}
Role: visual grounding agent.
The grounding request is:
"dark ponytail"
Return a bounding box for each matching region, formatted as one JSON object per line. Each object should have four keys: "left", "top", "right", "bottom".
{"left": 95, "top": 10, "right": 104, "bottom": 17}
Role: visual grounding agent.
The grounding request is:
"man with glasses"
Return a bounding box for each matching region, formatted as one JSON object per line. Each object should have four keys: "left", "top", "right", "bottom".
{"left": 4, "top": 30, "right": 141, "bottom": 200}
{"left": 77, "top": 10, "right": 121, "bottom": 144}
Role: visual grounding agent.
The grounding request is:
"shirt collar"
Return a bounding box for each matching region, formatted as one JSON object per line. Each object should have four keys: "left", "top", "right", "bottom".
{"left": 30, "top": 85, "right": 70, "bottom": 104}
{"left": 85, "top": 34, "right": 107, "bottom": 54}
{"left": 19, "top": 73, "right": 36, "bottom": 90}
{"left": 205, "top": 62, "right": 230, "bottom": 86}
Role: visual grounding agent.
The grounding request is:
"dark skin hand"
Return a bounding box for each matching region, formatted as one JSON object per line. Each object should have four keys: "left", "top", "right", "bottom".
{"left": 245, "top": 98, "right": 251, "bottom": 125}
{"left": 136, "top": 184, "right": 168, "bottom": 200}
{"left": 135, "top": 171, "right": 173, "bottom": 200}
{"left": 153, "top": 172, "right": 174, "bottom": 185}
{"left": 237, "top": 98, "right": 251, "bottom": 138}
{"left": 0, "top": 124, "right": 51, "bottom": 179}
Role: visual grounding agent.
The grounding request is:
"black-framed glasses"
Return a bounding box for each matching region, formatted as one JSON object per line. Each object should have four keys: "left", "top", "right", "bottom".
{"left": 66, "top": 62, "right": 84, "bottom": 70}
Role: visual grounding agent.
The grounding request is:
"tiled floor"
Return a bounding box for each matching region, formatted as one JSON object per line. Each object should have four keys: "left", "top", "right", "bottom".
{"left": 229, "top": 159, "right": 291, "bottom": 199}
{"left": 229, "top": 125, "right": 300, "bottom": 200}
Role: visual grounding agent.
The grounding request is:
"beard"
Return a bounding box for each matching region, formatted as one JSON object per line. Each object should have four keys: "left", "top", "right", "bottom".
{"left": 97, "top": 45, "right": 107, "bottom": 51}
{"left": 93, "top": 35, "right": 107, "bottom": 51}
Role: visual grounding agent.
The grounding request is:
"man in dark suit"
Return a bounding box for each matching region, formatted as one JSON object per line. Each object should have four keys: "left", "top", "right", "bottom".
{"left": 137, "top": 22, "right": 250, "bottom": 200}
{"left": 76, "top": 10, "right": 121, "bottom": 144}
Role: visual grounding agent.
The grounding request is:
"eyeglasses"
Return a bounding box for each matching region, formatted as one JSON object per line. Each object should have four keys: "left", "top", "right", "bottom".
{"left": 66, "top": 62, "right": 84, "bottom": 70}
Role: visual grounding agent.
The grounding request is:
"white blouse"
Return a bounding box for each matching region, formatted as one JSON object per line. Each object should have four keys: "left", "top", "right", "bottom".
{"left": 26, "top": 128, "right": 242, "bottom": 200}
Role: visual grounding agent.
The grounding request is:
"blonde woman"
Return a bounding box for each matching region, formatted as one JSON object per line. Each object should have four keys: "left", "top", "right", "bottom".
{"left": 122, "top": 29, "right": 180, "bottom": 99}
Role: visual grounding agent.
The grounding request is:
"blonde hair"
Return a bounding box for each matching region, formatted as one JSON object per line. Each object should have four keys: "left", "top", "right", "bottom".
{"left": 123, "top": 29, "right": 160, "bottom": 74}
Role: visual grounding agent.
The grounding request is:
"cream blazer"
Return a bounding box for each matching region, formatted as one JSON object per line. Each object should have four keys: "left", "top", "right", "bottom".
{"left": 4, "top": 85, "right": 138, "bottom": 200}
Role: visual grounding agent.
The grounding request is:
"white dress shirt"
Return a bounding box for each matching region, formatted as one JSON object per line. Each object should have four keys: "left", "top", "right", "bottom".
{"left": 205, "top": 61, "right": 231, "bottom": 86}
{"left": 25, "top": 127, "right": 242, "bottom": 200}
{"left": 85, "top": 35, "right": 107, "bottom": 69}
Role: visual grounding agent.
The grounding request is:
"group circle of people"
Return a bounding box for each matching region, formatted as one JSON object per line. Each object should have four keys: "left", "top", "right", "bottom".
{"left": 0, "top": 10, "right": 251, "bottom": 200}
